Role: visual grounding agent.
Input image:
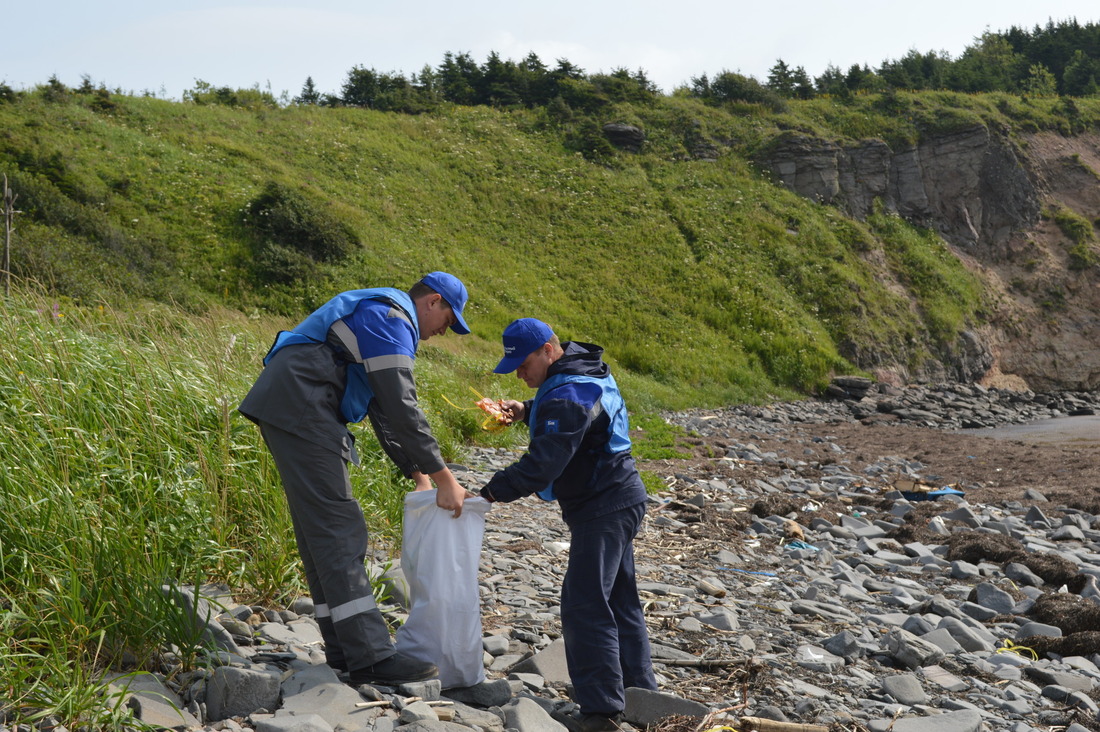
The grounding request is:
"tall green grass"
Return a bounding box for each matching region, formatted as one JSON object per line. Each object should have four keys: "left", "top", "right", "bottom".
{"left": 0, "top": 285, "right": 524, "bottom": 726}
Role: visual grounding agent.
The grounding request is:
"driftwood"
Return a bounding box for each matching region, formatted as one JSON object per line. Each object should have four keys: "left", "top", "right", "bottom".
{"left": 739, "top": 717, "right": 830, "bottom": 732}
{"left": 660, "top": 658, "right": 743, "bottom": 668}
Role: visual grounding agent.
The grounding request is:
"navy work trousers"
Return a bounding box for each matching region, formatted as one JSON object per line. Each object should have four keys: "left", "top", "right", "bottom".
{"left": 260, "top": 422, "right": 395, "bottom": 671}
{"left": 561, "top": 501, "right": 657, "bottom": 715}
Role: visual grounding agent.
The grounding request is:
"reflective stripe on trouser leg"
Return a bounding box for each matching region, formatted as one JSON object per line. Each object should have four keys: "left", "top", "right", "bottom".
{"left": 260, "top": 422, "right": 395, "bottom": 668}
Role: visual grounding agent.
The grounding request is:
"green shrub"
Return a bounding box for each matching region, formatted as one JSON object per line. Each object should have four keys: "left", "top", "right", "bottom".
{"left": 242, "top": 181, "right": 360, "bottom": 268}
{"left": 184, "top": 79, "right": 277, "bottom": 109}
{"left": 1068, "top": 242, "right": 1100, "bottom": 271}
{"left": 563, "top": 118, "right": 616, "bottom": 162}
{"left": 1052, "top": 205, "right": 1095, "bottom": 245}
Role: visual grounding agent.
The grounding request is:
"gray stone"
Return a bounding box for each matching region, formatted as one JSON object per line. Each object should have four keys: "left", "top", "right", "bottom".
{"left": 400, "top": 701, "right": 441, "bottom": 724}
{"left": 881, "top": 673, "right": 927, "bottom": 705}
{"left": 973, "top": 582, "right": 1015, "bottom": 613}
{"left": 824, "top": 630, "right": 865, "bottom": 659}
{"left": 937, "top": 616, "right": 996, "bottom": 653}
{"left": 697, "top": 609, "right": 740, "bottom": 631}
{"left": 501, "top": 696, "right": 562, "bottom": 732}
{"left": 883, "top": 629, "right": 945, "bottom": 669}
{"left": 206, "top": 666, "right": 281, "bottom": 721}
{"left": 482, "top": 635, "right": 510, "bottom": 656}
{"left": 878, "top": 709, "right": 982, "bottom": 732}
{"left": 624, "top": 688, "right": 708, "bottom": 725}
{"left": 279, "top": 664, "right": 374, "bottom": 731}
{"left": 256, "top": 714, "right": 334, "bottom": 732}
{"left": 379, "top": 563, "right": 410, "bottom": 610}
{"left": 257, "top": 621, "right": 322, "bottom": 646}
{"left": 451, "top": 701, "right": 506, "bottom": 732}
{"left": 398, "top": 679, "right": 442, "bottom": 701}
{"left": 920, "top": 628, "right": 964, "bottom": 655}
{"left": 508, "top": 637, "right": 570, "bottom": 684}
{"left": 790, "top": 600, "right": 858, "bottom": 623}
{"left": 107, "top": 672, "right": 203, "bottom": 731}
{"left": 1004, "top": 562, "right": 1045, "bottom": 587}
{"left": 401, "top": 720, "right": 484, "bottom": 732}
{"left": 949, "top": 561, "right": 981, "bottom": 580}
{"left": 1026, "top": 667, "right": 1095, "bottom": 692}
{"left": 509, "top": 672, "right": 546, "bottom": 691}
{"left": 794, "top": 645, "right": 844, "bottom": 673}
{"left": 1016, "top": 621, "right": 1062, "bottom": 639}
{"left": 920, "top": 665, "right": 968, "bottom": 692}
{"left": 1053, "top": 525, "right": 1086, "bottom": 541}
{"left": 1067, "top": 690, "right": 1100, "bottom": 713}
{"left": 442, "top": 678, "right": 516, "bottom": 707}
{"left": 678, "top": 616, "right": 704, "bottom": 632}
{"left": 958, "top": 601, "right": 998, "bottom": 621}
{"left": 165, "top": 584, "right": 243, "bottom": 656}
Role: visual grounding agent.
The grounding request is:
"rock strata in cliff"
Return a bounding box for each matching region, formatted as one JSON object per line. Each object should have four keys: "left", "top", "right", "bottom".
{"left": 759, "top": 126, "right": 1041, "bottom": 250}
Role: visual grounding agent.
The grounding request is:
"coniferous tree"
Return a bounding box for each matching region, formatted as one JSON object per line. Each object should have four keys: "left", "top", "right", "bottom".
{"left": 295, "top": 76, "right": 320, "bottom": 105}
{"left": 1063, "top": 49, "right": 1100, "bottom": 96}
{"left": 814, "top": 64, "right": 848, "bottom": 97}
{"left": 766, "top": 59, "right": 796, "bottom": 96}
{"left": 437, "top": 52, "right": 481, "bottom": 105}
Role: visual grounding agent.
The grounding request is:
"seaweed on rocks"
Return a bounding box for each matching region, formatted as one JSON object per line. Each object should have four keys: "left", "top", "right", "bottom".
{"left": 945, "top": 531, "right": 1026, "bottom": 563}
{"left": 1023, "top": 551, "right": 1081, "bottom": 586}
{"left": 1020, "top": 630, "right": 1100, "bottom": 657}
{"left": 1029, "top": 593, "right": 1100, "bottom": 633}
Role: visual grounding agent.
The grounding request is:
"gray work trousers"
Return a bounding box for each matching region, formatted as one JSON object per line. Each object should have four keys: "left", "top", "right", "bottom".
{"left": 260, "top": 422, "right": 395, "bottom": 671}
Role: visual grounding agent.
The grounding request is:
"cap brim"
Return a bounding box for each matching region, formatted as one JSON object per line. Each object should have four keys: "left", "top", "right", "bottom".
{"left": 450, "top": 310, "right": 470, "bottom": 335}
{"left": 492, "top": 354, "right": 526, "bottom": 374}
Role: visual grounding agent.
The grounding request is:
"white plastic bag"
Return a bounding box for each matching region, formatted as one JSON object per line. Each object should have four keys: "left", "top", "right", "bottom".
{"left": 395, "top": 490, "right": 491, "bottom": 688}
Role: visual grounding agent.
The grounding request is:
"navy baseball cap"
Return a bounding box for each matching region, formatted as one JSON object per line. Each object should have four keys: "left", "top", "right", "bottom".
{"left": 493, "top": 318, "right": 553, "bottom": 373}
{"left": 420, "top": 271, "right": 470, "bottom": 334}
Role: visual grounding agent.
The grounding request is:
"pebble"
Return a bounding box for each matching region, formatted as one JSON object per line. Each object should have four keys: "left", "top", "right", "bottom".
{"left": 99, "top": 384, "right": 1100, "bottom": 732}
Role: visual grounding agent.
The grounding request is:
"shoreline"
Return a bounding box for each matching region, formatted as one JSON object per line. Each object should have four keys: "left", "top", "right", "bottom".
{"left": 961, "top": 413, "right": 1100, "bottom": 446}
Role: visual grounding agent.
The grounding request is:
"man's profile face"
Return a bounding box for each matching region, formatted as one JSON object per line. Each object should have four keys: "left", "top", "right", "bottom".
{"left": 515, "top": 344, "right": 552, "bottom": 389}
{"left": 416, "top": 294, "right": 456, "bottom": 341}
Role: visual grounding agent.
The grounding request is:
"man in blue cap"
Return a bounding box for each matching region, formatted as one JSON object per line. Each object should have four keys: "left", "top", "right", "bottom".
{"left": 479, "top": 318, "right": 657, "bottom": 732}
{"left": 240, "top": 272, "right": 471, "bottom": 686}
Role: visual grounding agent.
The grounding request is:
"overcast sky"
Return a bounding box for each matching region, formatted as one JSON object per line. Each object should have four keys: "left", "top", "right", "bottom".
{"left": 5, "top": 1, "right": 1099, "bottom": 100}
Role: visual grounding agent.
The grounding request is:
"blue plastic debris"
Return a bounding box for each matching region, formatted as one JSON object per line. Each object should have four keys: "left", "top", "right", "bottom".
{"left": 901, "top": 486, "right": 965, "bottom": 502}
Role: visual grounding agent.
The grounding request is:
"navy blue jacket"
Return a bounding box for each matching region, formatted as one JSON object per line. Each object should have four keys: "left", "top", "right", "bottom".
{"left": 480, "top": 342, "right": 647, "bottom": 525}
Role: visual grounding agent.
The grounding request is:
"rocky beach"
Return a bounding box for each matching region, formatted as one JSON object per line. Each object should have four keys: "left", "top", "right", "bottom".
{"left": 97, "top": 382, "right": 1100, "bottom": 732}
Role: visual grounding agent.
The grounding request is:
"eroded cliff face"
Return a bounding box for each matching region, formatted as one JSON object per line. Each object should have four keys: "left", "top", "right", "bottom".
{"left": 759, "top": 127, "right": 1100, "bottom": 391}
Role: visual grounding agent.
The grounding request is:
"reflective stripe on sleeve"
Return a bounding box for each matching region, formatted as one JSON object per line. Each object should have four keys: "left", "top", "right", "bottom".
{"left": 363, "top": 353, "right": 414, "bottom": 372}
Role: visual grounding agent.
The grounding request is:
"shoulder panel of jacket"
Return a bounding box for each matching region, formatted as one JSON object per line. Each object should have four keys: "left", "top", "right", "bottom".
{"left": 528, "top": 372, "right": 632, "bottom": 501}
{"left": 263, "top": 288, "right": 416, "bottom": 365}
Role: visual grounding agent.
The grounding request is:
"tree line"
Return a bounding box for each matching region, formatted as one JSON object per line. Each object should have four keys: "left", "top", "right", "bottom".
{"left": 283, "top": 18, "right": 1100, "bottom": 114}
{"left": 12, "top": 17, "right": 1096, "bottom": 114}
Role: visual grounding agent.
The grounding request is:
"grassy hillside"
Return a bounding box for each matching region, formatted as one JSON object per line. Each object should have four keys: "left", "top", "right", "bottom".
{"left": 5, "top": 85, "right": 1082, "bottom": 407}
{"left": 3, "top": 82, "right": 1099, "bottom": 727}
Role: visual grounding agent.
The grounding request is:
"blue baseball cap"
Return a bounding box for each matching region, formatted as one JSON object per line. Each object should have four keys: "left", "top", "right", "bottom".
{"left": 420, "top": 271, "right": 470, "bottom": 334}
{"left": 493, "top": 318, "right": 553, "bottom": 373}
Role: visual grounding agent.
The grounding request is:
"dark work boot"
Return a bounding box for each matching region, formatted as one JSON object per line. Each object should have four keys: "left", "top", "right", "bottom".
{"left": 347, "top": 652, "right": 438, "bottom": 686}
{"left": 552, "top": 709, "right": 624, "bottom": 732}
